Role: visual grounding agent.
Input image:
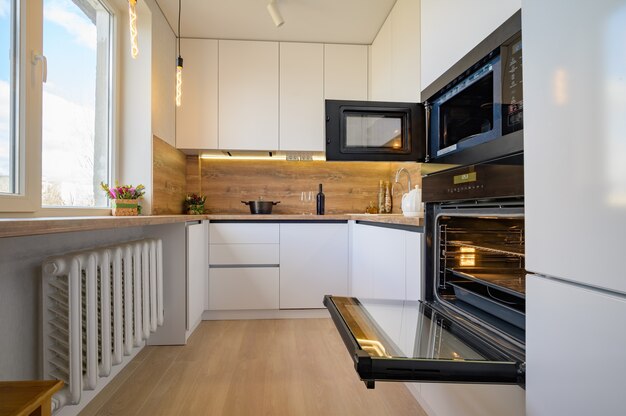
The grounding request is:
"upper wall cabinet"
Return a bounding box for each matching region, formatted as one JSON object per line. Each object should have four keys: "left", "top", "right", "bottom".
{"left": 420, "top": 0, "right": 520, "bottom": 88}
{"left": 279, "top": 43, "right": 324, "bottom": 152}
{"left": 324, "top": 44, "right": 368, "bottom": 101}
{"left": 219, "top": 40, "right": 279, "bottom": 150}
{"left": 176, "top": 39, "right": 218, "bottom": 150}
{"left": 369, "top": 0, "right": 421, "bottom": 102}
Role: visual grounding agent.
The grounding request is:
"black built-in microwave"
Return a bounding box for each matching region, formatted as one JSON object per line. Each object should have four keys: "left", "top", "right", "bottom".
{"left": 326, "top": 11, "right": 522, "bottom": 165}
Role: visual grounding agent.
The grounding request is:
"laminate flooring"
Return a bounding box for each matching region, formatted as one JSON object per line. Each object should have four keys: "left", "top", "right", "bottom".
{"left": 80, "top": 318, "right": 427, "bottom": 416}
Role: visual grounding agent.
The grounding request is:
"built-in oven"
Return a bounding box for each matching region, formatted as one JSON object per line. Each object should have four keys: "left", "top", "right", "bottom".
{"left": 323, "top": 153, "right": 526, "bottom": 388}
{"left": 326, "top": 10, "right": 522, "bottom": 165}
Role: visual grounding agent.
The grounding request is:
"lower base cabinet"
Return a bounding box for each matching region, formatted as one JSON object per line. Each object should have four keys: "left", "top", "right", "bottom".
{"left": 279, "top": 223, "right": 349, "bottom": 309}
{"left": 208, "top": 267, "right": 279, "bottom": 310}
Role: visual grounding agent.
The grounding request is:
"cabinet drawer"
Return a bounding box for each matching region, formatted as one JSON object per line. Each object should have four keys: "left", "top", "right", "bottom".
{"left": 209, "top": 223, "right": 279, "bottom": 244}
{"left": 210, "top": 244, "right": 279, "bottom": 265}
{"left": 208, "top": 268, "right": 279, "bottom": 310}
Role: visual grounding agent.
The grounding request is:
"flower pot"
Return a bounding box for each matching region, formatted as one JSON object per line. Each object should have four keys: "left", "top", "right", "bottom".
{"left": 187, "top": 204, "right": 205, "bottom": 215}
{"left": 112, "top": 199, "right": 138, "bottom": 216}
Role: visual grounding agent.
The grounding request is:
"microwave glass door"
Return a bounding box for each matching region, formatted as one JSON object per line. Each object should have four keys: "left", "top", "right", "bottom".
{"left": 324, "top": 295, "right": 524, "bottom": 388}
{"left": 344, "top": 113, "right": 404, "bottom": 150}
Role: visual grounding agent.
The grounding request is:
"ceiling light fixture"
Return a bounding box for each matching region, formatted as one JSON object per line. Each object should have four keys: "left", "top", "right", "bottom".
{"left": 128, "top": 0, "right": 139, "bottom": 58}
{"left": 267, "top": 0, "right": 284, "bottom": 27}
{"left": 176, "top": 0, "right": 183, "bottom": 107}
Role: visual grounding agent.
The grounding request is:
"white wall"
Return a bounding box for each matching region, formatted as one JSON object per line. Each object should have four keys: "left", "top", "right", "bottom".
{"left": 0, "top": 228, "right": 144, "bottom": 379}
{"left": 420, "top": 0, "right": 520, "bottom": 89}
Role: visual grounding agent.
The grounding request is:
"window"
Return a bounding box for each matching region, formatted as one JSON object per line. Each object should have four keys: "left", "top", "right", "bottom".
{"left": 0, "top": 0, "right": 17, "bottom": 194}
{"left": 41, "top": 0, "right": 112, "bottom": 208}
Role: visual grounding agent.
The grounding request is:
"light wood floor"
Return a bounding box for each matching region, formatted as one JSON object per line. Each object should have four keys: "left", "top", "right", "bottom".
{"left": 80, "top": 318, "right": 427, "bottom": 416}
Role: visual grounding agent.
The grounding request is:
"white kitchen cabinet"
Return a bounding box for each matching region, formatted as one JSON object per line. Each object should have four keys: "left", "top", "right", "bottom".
{"left": 523, "top": 0, "right": 626, "bottom": 294}
{"left": 279, "top": 223, "right": 349, "bottom": 309}
{"left": 324, "top": 44, "right": 368, "bottom": 100}
{"left": 208, "top": 268, "right": 279, "bottom": 310}
{"left": 369, "top": 0, "right": 421, "bottom": 102}
{"left": 526, "top": 275, "right": 626, "bottom": 416}
{"left": 218, "top": 40, "right": 279, "bottom": 150}
{"left": 405, "top": 231, "right": 422, "bottom": 301}
{"left": 176, "top": 39, "right": 218, "bottom": 150}
{"left": 369, "top": 16, "right": 392, "bottom": 101}
{"left": 209, "top": 223, "right": 279, "bottom": 245}
{"left": 186, "top": 221, "right": 208, "bottom": 332}
{"left": 210, "top": 244, "right": 279, "bottom": 266}
{"left": 351, "top": 223, "right": 413, "bottom": 300}
{"left": 279, "top": 43, "right": 324, "bottom": 151}
{"left": 420, "top": 0, "right": 520, "bottom": 88}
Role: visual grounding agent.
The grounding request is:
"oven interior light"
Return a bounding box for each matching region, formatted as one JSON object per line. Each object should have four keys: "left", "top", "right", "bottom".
{"left": 459, "top": 247, "right": 476, "bottom": 267}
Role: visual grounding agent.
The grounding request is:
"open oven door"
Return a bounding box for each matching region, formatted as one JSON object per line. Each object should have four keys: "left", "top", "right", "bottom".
{"left": 324, "top": 296, "right": 525, "bottom": 389}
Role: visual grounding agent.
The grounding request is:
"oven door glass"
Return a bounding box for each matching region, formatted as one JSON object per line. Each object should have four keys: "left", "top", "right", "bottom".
{"left": 343, "top": 112, "right": 405, "bottom": 151}
{"left": 324, "top": 296, "right": 524, "bottom": 388}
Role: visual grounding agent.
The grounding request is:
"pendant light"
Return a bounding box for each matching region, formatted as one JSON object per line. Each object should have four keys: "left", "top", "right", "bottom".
{"left": 128, "top": 0, "right": 139, "bottom": 58}
{"left": 176, "top": 0, "right": 183, "bottom": 107}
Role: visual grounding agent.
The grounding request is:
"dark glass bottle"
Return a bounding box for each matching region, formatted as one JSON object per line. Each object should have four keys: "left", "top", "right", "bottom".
{"left": 316, "top": 184, "right": 325, "bottom": 215}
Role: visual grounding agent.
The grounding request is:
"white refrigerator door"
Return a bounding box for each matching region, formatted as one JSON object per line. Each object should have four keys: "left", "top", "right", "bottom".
{"left": 523, "top": 0, "right": 626, "bottom": 294}
{"left": 527, "top": 275, "right": 626, "bottom": 416}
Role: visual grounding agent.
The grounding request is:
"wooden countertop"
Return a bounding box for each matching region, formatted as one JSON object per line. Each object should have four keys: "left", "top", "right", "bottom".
{"left": 0, "top": 214, "right": 423, "bottom": 239}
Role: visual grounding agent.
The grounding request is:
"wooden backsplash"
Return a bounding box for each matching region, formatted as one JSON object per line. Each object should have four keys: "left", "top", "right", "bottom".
{"left": 152, "top": 136, "right": 187, "bottom": 214}
{"left": 187, "top": 157, "right": 421, "bottom": 214}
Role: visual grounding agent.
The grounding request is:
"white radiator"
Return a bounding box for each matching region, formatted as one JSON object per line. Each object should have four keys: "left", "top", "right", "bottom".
{"left": 42, "top": 239, "right": 164, "bottom": 413}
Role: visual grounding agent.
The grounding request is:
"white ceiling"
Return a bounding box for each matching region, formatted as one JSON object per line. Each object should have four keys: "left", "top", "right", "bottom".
{"left": 154, "top": 0, "right": 397, "bottom": 44}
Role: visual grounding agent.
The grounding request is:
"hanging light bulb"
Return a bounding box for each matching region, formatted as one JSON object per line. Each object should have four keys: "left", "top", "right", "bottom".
{"left": 128, "top": 0, "right": 139, "bottom": 58}
{"left": 176, "top": 56, "right": 183, "bottom": 107}
{"left": 176, "top": 0, "right": 183, "bottom": 106}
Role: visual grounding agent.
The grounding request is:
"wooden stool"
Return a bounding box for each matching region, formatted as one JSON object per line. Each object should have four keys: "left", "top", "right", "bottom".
{"left": 0, "top": 380, "right": 64, "bottom": 416}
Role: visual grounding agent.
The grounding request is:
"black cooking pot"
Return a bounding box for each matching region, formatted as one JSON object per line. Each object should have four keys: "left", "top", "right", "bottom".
{"left": 241, "top": 200, "right": 280, "bottom": 214}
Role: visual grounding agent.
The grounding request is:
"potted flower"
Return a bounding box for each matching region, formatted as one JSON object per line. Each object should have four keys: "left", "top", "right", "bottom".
{"left": 184, "top": 194, "right": 206, "bottom": 215}
{"left": 101, "top": 182, "right": 146, "bottom": 216}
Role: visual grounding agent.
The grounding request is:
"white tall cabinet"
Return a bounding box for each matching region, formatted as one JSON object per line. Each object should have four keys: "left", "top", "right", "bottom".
{"left": 279, "top": 43, "right": 324, "bottom": 151}
{"left": 523, "top": 0, "right": 626, "bottom": 415}
{"left": 279, "top": 223, "right": 349, "bottom": 309}
{"left": 218, "top": 40, "right": 279, "bottom": 150}
{"left": 175, "top": 39, "right": 218, "bottom": 149}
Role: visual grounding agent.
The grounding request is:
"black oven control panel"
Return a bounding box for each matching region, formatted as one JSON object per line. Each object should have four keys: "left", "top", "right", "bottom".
{"left": 422, "top": 155, "right": 524, "bottom": 203}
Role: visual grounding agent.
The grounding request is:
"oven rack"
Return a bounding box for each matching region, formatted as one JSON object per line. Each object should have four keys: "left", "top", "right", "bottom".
{"left": 447, "top": 268, "right": 526, "bottom": 297}
{"left": 446, "top": 241, "right": 524, "bottom": 257}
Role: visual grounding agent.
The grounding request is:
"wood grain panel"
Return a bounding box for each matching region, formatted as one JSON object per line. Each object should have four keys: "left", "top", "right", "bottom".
{"left": 152, "top": 136, "right": 187, "bottom": 214}
{"left": 185, "top": 156, "right": 201, "bottom": 195}
{"left": 79, "top": 319, "right": 426, "bottom": 416}
{"left": 199, "top": 159, "right": 421, "bottom": 214}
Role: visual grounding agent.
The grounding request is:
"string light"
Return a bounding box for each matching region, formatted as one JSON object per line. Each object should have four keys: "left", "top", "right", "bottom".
{"left": 128, "top": 0, "right": 138, "bottom": 59}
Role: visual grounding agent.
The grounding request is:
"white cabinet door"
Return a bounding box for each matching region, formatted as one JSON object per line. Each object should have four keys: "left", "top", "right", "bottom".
{"left": 218, "top": 40, "right": 279, "bottom": 150}
{"left": 405, "top": 231, "right": 422, "bottom": 301}
{"left": 420, "top": 0, "right": 520, "bottom": 88}
{"left": 351, "top": 223, "right": 406, "bottom": 300}
{"left": 369, "top": 0, "right": 421, "bottom": 102}
{"left": 279, "top": 43, "right": 324, "bottom": 151}
{"left": 208, "top": 267, "right": 279, "bottom": 310}
{"left": 176, "top": 39, "right": 218, "bottom": 150}
{"left": 186, "top": 221, "right": 208, "bottom": 331}
{"left": 369, "top": 16, "right": 392, "bottom": 101}
{"left": 324, "top": 44, "right": 368, "bottom": 100}
{"left": 209, "top": 223, "right": 279, "bottom": 245}
{"left": 526, "top": 275, "right": 626, "bottom": 416}
{"left": 279, "top": 223, "right": 349, "bottom": 309}
{"left": 523, "top": 0, "right": 626, "bottom": 294}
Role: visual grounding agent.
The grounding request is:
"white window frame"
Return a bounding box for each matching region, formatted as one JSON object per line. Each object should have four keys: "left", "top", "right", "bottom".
{"left": 0, "top": 0, "right": 119, "bottom": 216}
